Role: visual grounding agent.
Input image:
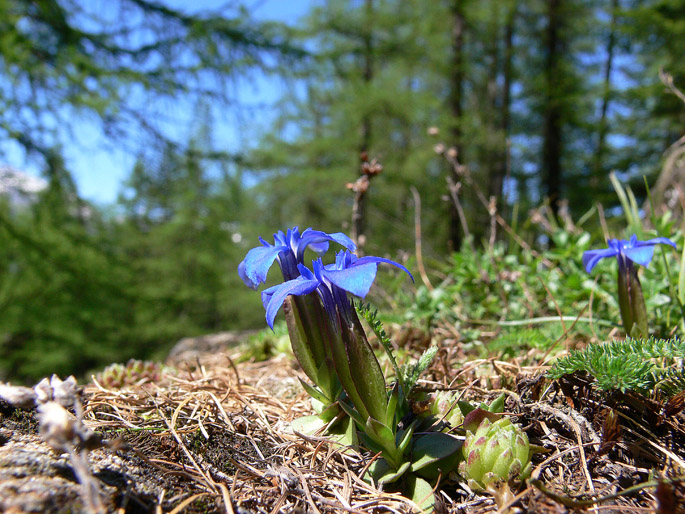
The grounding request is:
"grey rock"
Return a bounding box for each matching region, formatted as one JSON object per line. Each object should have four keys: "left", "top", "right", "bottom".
{"left": 166, "top": 330, "right": 256, "bottom": 365}
{"left": 0, "top": 416, "right": 166, "bottom": 513}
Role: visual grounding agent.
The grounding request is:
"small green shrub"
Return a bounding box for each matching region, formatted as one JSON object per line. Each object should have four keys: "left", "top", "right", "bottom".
{"left": 548, "top": 337, "right": 685, "bottom": 396}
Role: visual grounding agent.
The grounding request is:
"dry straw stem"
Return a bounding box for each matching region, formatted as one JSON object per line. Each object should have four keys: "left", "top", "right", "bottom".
{"left": 83, "top": 356, "right": 417, "bottom": 513}
{"left": 442, "top": 149, "right": 553, "bottom": 268}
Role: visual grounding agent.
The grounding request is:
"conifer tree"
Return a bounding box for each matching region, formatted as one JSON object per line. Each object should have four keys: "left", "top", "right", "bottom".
{"left": 0, "top": 159, "right": 135, "bottom": 381}
{"left": 511, "top": 0, "right": 596, "bottom": 216}
{"left": 249, "top": 0, "right": 453, "bottom": 254}
{"left": 0, "top": 0, "right": 299, "bottom": 166}
{"left": 617, "top": 0, "right": 685, "bottom": 188}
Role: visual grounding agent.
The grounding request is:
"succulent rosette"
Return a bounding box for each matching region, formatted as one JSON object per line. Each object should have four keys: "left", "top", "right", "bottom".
{"left": 419, "top": 391, "right": 464, "bottom": 428}
{"left": 460, "top": 417, "right": 532, "bottom": 490}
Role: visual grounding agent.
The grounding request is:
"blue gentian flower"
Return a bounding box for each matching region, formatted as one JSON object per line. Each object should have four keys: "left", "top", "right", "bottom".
{"left": 238, "top": 227, "right": 356, "bottom": 289}
{"left": 583, "top": 234, "right": 676, "bottom": 337}
{"left": 582, "top": 235, "right": 676, "bottom": 273}
{"left": 261, "top": 250, "right": 413, "bottom": 328}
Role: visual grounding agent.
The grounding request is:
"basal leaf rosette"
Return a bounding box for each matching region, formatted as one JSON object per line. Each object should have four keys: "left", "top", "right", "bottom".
{"left": 460, "top": 417, "right": 531, "bottom": 491}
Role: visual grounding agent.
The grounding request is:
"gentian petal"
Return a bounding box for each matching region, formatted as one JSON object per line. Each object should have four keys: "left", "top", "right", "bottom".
{"left": 327, "top": 232, "right": 357, "bottom": 252}
{"left": 323, "top": 262, "right": 379, "bottom": 298}
{"left": 622, "top": 245, "right": 656, "bottom": 267}
{"left": 297, "top": 263, "right": 316, "bottom": 280}
{"left": 307, "top": 240, "right": 330, "bottom": 255}
{"left": 238, "top": 244, "right": 286, "bottom": 289}
{"left": 355, "top": 256, "right": 415, "bottom": 282}
{"left": 261, "top": 284, "right": 277, "bottom": 311}
{"left": 638, "top": 237, "right": 677, "bottom": 249}
{"left": 582, "top": 248, "right": 618, "bottom": 273}
{"left": 297, "top": 229, "right": 357, "bottom": 259}
{"left": 262, "top": 277, "right": 320, "bottom": 329}
{"left": 321, "top": 252, "right": 414, "bottom": 298}
{"left": 271, "top": 230, "right": 288, "bottom": 247}
{"left": 335, "top": 250, "right": 357, "bottom": 269}
{"left": 237, "top": 260, "right": 252, "bottom": 289}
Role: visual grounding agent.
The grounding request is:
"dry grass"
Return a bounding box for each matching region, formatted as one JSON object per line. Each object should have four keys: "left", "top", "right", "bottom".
{"left": 80, "top": 332, "right": 685, "bottom": 514}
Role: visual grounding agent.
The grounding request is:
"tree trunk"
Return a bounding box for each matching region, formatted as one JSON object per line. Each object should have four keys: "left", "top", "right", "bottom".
{"left": 488, "top": 1, "right": 516, "bottom": 204}
{"left": 542, "top": 0, "right": 563, "bottom": 216}
{"left": 592, "top": 0, "right": 618, "bottom": 187}
{"left": 448, "top": 0, "right": 466, "bottom": 251}
{"left": 352, "top": 0, "right": 374, "bottom": 246}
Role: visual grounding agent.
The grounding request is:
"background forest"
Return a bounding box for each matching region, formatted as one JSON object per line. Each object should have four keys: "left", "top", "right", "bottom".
{"left": 0, "top": 0, "right": 683, "bottom": 383}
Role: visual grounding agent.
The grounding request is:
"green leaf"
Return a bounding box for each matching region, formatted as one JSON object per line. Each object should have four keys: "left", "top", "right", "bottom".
{"left": 359, "top": 432, "right": 385, "bottom": 455}
{"left": 339, "top": 415, "right": 358, "bottom": 446}
{"left": 315, "top": 358, "right": 340, "bottom": 401}
{"left": 397, "top": 419, "right": 418, "bottom": 454}
{"left": 365, "top": 416, "right": 396, "bottom": 450}
{"left": 326, "top": 322, "right": 371, "bottom": 422}
{"left": 366, "top": 458, "right": 411, "bottom": 485}
{"left": 337, "top": 397, "right": 366, "bottom": 429}
{"left": 356, "top": 301, "right": 403, "bottom": 388}
{"left": 385, "top": 382, "right": 399, "bottom": 426}
{"left": 457, "top": 400, "right": 476, "bottom": 416}
{"left": 410, "top": 432, "right": 463, "bottom": 472}
{"left": 317, "top": 401, "right": 343, "bottom": 423}
{"left": 402, "top": 345, "right": 439, "bottom": 395}
{"left": 414, "top": 449, "right": 462, "bottom": 481}
{"left": 341, "top": 313, "right": 388, "bottom": 424}
{"left": 290, "top": 415, "right": 326, "bottom": 435}
{"left": 487, "top": 393, "right": 506, "bottom": 413}
{"left": 326, "top": 415, "right": 358, "bottom": 447}
{"left": 610, "top": 172, "right": 641, "bottom": 237}
{"left": 678, "top": 244, "right": 685, "bottom": 305}
{"left": 405, "top": 474, "right": 436, "bottom": 513}
{"left": 298, "top": 378, "right": 331, "bottom": 406}
{"left": 310, "top": 397, "right": 325, "bottom": 414}
{"left": 284, "top": 297, "right": 320, "bottom": 384}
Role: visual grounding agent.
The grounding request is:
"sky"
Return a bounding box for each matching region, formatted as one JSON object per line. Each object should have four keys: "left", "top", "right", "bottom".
{"left": 14, "top": 0, "right": 313, "bottom": 206}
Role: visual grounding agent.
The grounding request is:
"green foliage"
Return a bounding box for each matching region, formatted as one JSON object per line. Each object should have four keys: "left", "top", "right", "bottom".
{"left": 400, "top": 224, "right": 613, "bottom": 348}
{"left": 619, "top": 0, "right": 685, "bottom": 182}
{"left": 245, "top": 0, "right": 685, "bottom": 252}
{"left": 248, "top": 0, "right": 455, "bottom": 251}
{"left": 487, "top": 328, "right": 556, "bottom": 359}
{"left": 401, "top": 346, "right": 439, "bottom": 398}
{"left": 0, "top": 0, "right": 301, "bottom": 383}
{"left": 1, "top": 0, "right": 683, "bottom": 410}
{"left": 610, "top": 173, "right": 644, "bottom": 239}
{"left": 0, "top": 144, "right": 268, "bottom": 382}
{"left": 621, "top": 226, "right": 684, "bottom": 336}
{"left": 0, "top": 0, "right": 299, "bottom": 164}
{"left": 274, "top": 293, "right": 457, "bottom": 511}
{"left": 0, "top": 169, "right": 139, "bottom": 381}
{"left": 397, "top": 201, "right": 684, "bottom": 349}
{"left": 241, "top": 323, "right": 291, "bottom": 362}
{"left": 548, "top": 337, "right": 685, "bottom": 395}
